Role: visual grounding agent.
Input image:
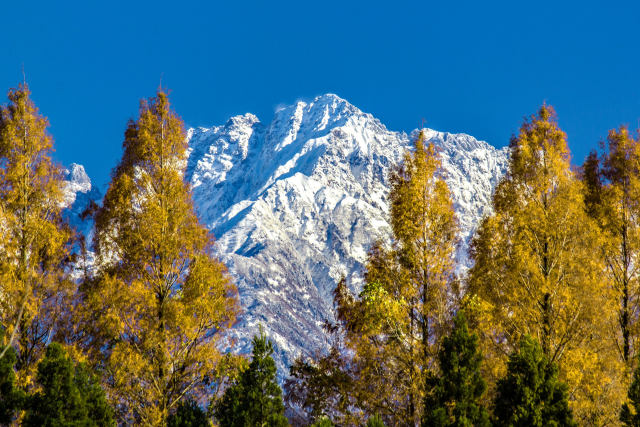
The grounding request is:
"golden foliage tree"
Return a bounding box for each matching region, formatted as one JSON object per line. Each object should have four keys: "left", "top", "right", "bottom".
{"left": 467, "top": 105, "right": 625, "bottom": 424}
{"left": 0, "top": 83, "right": 74, "bottom": 386}
{"left": 330, "top": 132, "right": 458, "bottom": 425}
{"left": 583, "top": 127, "right": 640, "bottom": 366}
{"left": 84, "top": 90, "right": 239, "bottom": 425}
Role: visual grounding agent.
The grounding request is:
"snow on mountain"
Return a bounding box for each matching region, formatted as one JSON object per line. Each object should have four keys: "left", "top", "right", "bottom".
{"left": 185, "top": 94, "right": 509, "bottom": 376}
{"left": 63, "top": 163, "right": 101, "bottom": 242}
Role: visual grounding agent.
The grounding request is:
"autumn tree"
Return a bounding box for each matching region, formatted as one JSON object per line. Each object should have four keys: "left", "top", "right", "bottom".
{"left": 467, "top": 105, "right": 624, "bottom": 423}
{"left": 422, "top": 312, "right": 489, "bottom": 427}
{"left": 215, "top": 329, "right": 288, "bottom": 427}
{"left": 0, "top": 83, "right": 75, "bottom": 386}
{"left": 493, "top": 336, "right": 575, "bottom": 427}
{"left": 286, "top": 344, "right": 355, "bottom": 425}
{"left": 83, "top": 90, "right": 239, "bottom": 425}
{"left": 286, "top": 132, "right": 459, "bottom": 425}
{"left": 348, "top": 130, "right": 458, "bottom": 424}
{"left": 582, "top": 127, "right": 640, "bottom": 366}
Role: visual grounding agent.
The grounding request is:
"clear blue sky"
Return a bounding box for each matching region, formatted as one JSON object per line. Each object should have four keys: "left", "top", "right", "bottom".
{"left": 2, "top": 0, "right": 639, "bottom": 189}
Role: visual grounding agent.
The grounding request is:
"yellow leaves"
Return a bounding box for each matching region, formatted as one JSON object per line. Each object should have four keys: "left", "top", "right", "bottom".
{"left": 563, "top": 346, "right": 627, "bottom": 425}
{"left": 469, "top": 104, "right": 623, "bottom": 424}
{"left": 336, "top": 131, "right": 459, "bottom": 423}
{"left": 111, "top": 342, "right": 149, "bottom": 386}
{"left": 182, "top": 255, "right": 238, "bottom": 330}
{"left": 360, "top": 281, "right": 406, "bottom": 334}
{"left": 85, "top": 90, "right": 239, "bottom": 424}
{"left": 0, "top": 83, "right": 74, "bottom": 384}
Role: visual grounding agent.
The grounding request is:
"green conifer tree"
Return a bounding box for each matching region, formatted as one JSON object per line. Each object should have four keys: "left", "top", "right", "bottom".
{"left": 23, "top": 342, "right": 114, "bottom": 427}
{"left": 74, "top": 363, "right": 117, "bottom": 426}
{"left": 423, "top": 312, "right": 489, "bottom": 427}
{"left": 493, "top": 336, "right": 575, "bottom": 427}
{"left": 167, "top": 399, "right": 209, "bottom": 427}
{"left": 215, "top": 329, "right": 288, "bottom": 427}
{"left": 0, "top": 338, "right": 24, "bottom": 424}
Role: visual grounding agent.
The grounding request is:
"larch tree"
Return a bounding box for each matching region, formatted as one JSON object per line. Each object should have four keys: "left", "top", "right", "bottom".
{"left": 83, "top": 90, "right": 239, "bottom": 425}
{"left": 0, "top": 83, "right": 75, "bottom": 386}
{"left": 325, "top": 131, "right": 458, "bottom": 425}
{"left": 284, "top": 132, "right": 457, "bottom": 426}
{"left": 467, "top": 105, "right": 624, "bottom": 424}
{"left": 582, "top": 127, "right": 640, "bottom": 366}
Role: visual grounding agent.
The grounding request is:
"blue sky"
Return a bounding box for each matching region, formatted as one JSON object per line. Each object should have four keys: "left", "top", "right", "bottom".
{"left": 1, "top": 0, "right": 639, "bottom": 188}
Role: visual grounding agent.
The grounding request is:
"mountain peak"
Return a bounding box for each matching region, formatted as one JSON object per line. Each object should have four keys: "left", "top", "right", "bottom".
{"left": 225, "top": 112, "right": 260, "bottom": 129}
{"left": 183, "top": 94, "right": 509, "bottom": 378}
{"left": 63, "top": 163, "right": 92, "bottom": 206}
{"left": 308, "top": 93, "right": 356, "bottom": 113}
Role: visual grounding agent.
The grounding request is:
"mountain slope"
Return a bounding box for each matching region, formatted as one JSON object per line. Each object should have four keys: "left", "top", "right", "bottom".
{"left": 184, "top": 94, "right": 509, "bottom": 374}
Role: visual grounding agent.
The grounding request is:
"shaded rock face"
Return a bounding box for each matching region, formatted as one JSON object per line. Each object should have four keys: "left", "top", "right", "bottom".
{"left": 184, "top": 94, "right": 509, "bottom": 376}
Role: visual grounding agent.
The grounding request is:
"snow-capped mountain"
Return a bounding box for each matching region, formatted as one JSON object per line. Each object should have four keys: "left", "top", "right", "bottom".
{"left": 184, "top": 94, "right": 509, "bottom": 375}
{"left": 63, "top": 163, "right": 101, "bottom": 241}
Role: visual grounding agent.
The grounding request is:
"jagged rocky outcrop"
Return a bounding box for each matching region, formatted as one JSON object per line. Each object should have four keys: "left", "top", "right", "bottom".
{"left": 184, "top": 94, "right": 509, "bottom": 375}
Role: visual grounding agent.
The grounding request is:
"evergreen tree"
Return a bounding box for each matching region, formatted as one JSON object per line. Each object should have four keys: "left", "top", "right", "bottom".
{"left": 0, "top": 83, "right": 74, "bottom": 385}
{"left": 214, "top": 379, "right": 242, "bottom": 427}
{"left": 215, "top": 329, "right": 288, "bottom": 427}
{"left": 0, "top": 339, "right": 24, "bottom": 424}
{"left": 422, "top": 312, "right": 489, "bottom": 427}
{"left": 23, "top": 342, "right": 114, "bottom": 427}
{"left": 74, "top": 362, "right": 116, "bottom": 426}
{"left": 493, "top": 336, "right": 575, "bottom": 427}
{"left": 167, "top": 399, "right": 209, "bottom": 427}
{"left": 467, "top": 105, "right": 622, "bottom": 423}
{"left": 82, "top": 90, "right": 239, "bottom": 425}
